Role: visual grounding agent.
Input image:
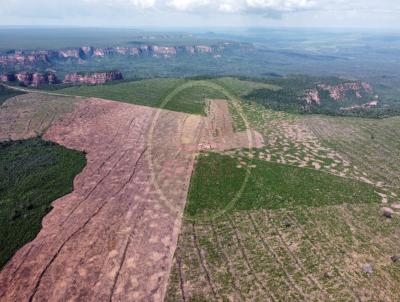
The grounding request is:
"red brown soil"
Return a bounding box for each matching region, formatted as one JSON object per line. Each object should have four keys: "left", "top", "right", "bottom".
{"left": 200, "top": 99, "right": 264, "bottom": 151}
{"left": 0, "top": 93, "right": 78, "bottom": 140}
{"left": 0, "top": 97, "right": 261, "bottom": 302}
{"left": 0, "top": 98, "right": 204, "bottom": 301}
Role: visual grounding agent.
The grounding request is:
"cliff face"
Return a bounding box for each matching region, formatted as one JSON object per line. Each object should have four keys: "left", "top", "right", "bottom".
{"left": 1, "top": 72, "right": 58, "bottom": 87}
{"left": 317, "top": 82, "right": 373, "bottom": 101}
{"left": 1, "top": 70, "right": 121, "bottom": 87}
{"left": 0, "top": 43, "right": 224, "bottom": 67}
{"left": 0, "top": 52, "right": 50, "bottom": 66}
{"left": 303, "top": 81, "right": 378, "bottom": 110}
{"left": 304, "top": 81, "right": 374, "bottom": 104}
{"left": 64, "top": 71, "right": 123, "bottom": 85}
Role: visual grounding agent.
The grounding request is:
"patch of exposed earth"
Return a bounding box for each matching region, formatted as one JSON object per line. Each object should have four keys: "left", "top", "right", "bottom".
{"left": 226, "top": 102, "right": 400, "bottom": 208}
{"left": 199, "top": 99, "right": 264, "bottom": 151}
{"left": 0, "top": 93, "right": 79, "bottom": 140}
{"left": 0, "top": 97, "right": 206, "bottom": 301}
{"left": 0, "top": 96, "right": 260, "bottom": 301}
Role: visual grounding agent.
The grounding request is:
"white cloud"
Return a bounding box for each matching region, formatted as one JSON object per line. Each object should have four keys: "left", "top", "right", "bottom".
{"left": 164, "top": 0, "right": 317, "bottom": 13}
{"left": 0, "top": 0, "right": 399, "bottom": 27}
{"left": 61, "top": 0, "right": 319, "bottom": 13}
{"left": 167, "top": 0, "right": 211, "bottom": 11}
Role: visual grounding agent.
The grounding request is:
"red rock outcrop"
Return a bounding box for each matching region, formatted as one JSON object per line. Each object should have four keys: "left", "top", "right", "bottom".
{"left": 304, "top": 89, "right": 321, "bottom": 104}
{"left": 0, "top": 52, "right": 50, "bottom": 66}
{"left": 150, "top": 46, "right": 177, "bottom": 57}
{"left": 64, "top": 70, "right": 123, "bottom": 85}
{"left": 0, "top": 74, "right": 15, "bottom": 82}
{"left": 195, "top": 45, "right": 213, "bottom": 53}
{"left": 318, "top": 82, "right": 371, "bottom": 101}
{"left": 3, "top": 72, "right": 59, "bottom": 87}
{"left": 0, "top": 43, "right": 223, "bottom": 68}
{"left": 304, "top": 81, "right": 374, "bottom": 105}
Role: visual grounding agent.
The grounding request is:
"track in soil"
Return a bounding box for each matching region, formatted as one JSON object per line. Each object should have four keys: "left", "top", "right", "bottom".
{"left": 0, "top": 98, "right": 204, "bottom": 301}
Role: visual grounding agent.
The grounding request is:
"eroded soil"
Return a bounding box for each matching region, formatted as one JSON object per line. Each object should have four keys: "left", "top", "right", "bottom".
{"left": 0, "top": 93, "right": 79, "bottom": 141}
{"left": 200, "top": 99, "right": 264, "bottom": 151}
{"left": 0, "top": 97, "right": 204, "bottom": 301}
{"left": 0, "top": 96, "right": 263, "bottom": 302}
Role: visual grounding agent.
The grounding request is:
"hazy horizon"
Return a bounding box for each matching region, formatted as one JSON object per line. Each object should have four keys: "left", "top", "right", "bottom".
{"left": 0, "top": 0, "right": 399, "bottom": 29}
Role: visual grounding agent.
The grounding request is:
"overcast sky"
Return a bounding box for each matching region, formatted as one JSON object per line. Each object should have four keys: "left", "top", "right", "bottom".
{"left": 0, "top": 0, "right": 399, "bottom": 29}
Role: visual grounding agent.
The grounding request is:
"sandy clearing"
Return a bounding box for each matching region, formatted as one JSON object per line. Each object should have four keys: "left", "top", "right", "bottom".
{"left": 202, "top": 99, "right": 264, "bottom": 151}
{"left": 0, "top": 93, "right": 79, "bottom": 141}
{"left": 0, "top": 98, "right": 203, "bottom": 302}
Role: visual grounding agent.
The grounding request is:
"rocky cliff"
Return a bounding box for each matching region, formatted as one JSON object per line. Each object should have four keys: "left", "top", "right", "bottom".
{"left": 0, "top": 72, "right": 59, "bottom": 87}
{"left": 63, "top": 71, "right": 123, "bottom": 85}
{"left": 0, "top": 43, "right": 225, "bottom": 67}
{"left": 304, "top": 81, "right": 375, "bottom": 105}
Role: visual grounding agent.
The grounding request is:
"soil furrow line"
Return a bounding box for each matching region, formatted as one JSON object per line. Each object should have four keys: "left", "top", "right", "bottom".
{"left": 209, "top": 220, "right": 244, "bottom": 300}
{"left": 191, "top": 222, "right": 219, "bottom": 300}
{"left": 28, "top": 194, "right": 114, "bottom": 302}
{"left": 286, "top": 211, "right": 362, "bottom": 302}
{"left": 227, "top": 216, "right": 277, "bottom": 302}
{"left": 114, "top": 147, "right": 148, "bottom": 196}
{"left": 247, "top": 212, "right": 307, "bottom": 299}
{"left": 108, "top": 205, "right": 147, "bottom": 302}
{"left": 176, "top": 249, "right": 187, "bottom": 302}
{"left": 262, "top": 209, "right": 325, "bottom": 292}
{"left": 59, "top": 148, "right": 129, "bottom": 226}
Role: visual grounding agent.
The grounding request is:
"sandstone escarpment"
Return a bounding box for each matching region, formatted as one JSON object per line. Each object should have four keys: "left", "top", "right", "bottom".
{"left": 0, "top": 72, "right": 59, "bottom": 87}
{"left": 304, "top": 81, "right": 375, "bottom": 106}
{"left": 0, "top": 43, "right": 226, "bottom": 68}
{"left": 63, "top": 70, "right": 123, "bottom": 85}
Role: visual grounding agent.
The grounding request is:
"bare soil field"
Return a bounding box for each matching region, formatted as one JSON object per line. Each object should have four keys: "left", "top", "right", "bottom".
{"left": 0, "top": 97, "right": 205, "bottom": 301}
{"left": 200, "top": 99, "right": 264, "bottom": 151}
{"left": 165, "top": 100, "right": 400, "bottom": 301}
{"left": 0, "top": 94, "right": 262, "bottom": 302}
{"left": 167, "top": 204, "right": 400, "bottom": 301}
{"left": 0, "top": 93, "right": 79, "bottom": 141}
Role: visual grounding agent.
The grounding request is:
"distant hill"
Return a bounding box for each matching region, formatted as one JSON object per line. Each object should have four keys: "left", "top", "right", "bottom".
{"left": 243, "top": 75, "right": 400, "bottom": 118}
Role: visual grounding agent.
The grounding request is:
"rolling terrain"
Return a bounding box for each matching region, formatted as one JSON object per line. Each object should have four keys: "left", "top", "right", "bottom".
{"left": 0, "top": 73, "right": 399, "bottom": 301}
{"left": 167, "top": 100, "right": 400, "bottom": 301}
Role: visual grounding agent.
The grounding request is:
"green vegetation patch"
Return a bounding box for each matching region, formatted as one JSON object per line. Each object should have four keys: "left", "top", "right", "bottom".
{"left": 242, "top": 75, "right": 400, "bottom": 118}
{"left": 0, "top": 85, "right": 26, "bottom": 106}
{"left": 162, "top": 84, "right": 226, "bottom": 115}
{"left": 186, "top": 152, "right": 379, "bottom": 217}
{"left": 0, "top": 138, "right": 86, "bottom": 268}
{"left": 59, "top": 78, "right": 226, "bottom": 115}
{"left": 212, "top": 77, "right": 281, "bottom": 97}
{"left": 58, "top": 78, "right": 184, "bottom": 108}
{"left": 58, "top": 78, "right": 234, "bottom": 115}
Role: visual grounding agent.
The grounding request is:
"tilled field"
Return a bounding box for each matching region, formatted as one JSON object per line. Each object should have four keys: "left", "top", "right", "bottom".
{"left": 0, "top": 97, "right": 204, "bottom": 301}
{"left": 201, "top": 99, "right": 264, "bottom": 151}
{"left": 0, "top": 93, "right": 79, "bottom": 141}
{"left": 166, "top": 101, "right": 400, "bottom": 302}
{"left": 166, "top": 205, "right": 400, "bottom": 301}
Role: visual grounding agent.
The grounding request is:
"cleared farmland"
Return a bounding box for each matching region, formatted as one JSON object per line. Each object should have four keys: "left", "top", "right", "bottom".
{"left": 0, "top": 96, "right": 204, "bottom": 301}
{"left": 0, "top": 93, "right": 79, "bottom": 141}
{"left": 166, "top": 100, "right": 400, "bottom": 301}
{"left": 306, "top": 116, "right": 400, "bottom": 191}
{"left": 56, "top": 77, "right": 280, "bottom": 115}
{"left": 56, "top": 78, "right": 225, "bottom": 115}
{"left": 166, "top": 153, "right": 400, "bottom": 301}
{"left": 167, "top": 203, "right": 400, "bottom": 301}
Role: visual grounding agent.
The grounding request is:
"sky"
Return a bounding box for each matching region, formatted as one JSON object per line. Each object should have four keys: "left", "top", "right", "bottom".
{"left": 0, "top": 0, "right": 400, "bottom": 29}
